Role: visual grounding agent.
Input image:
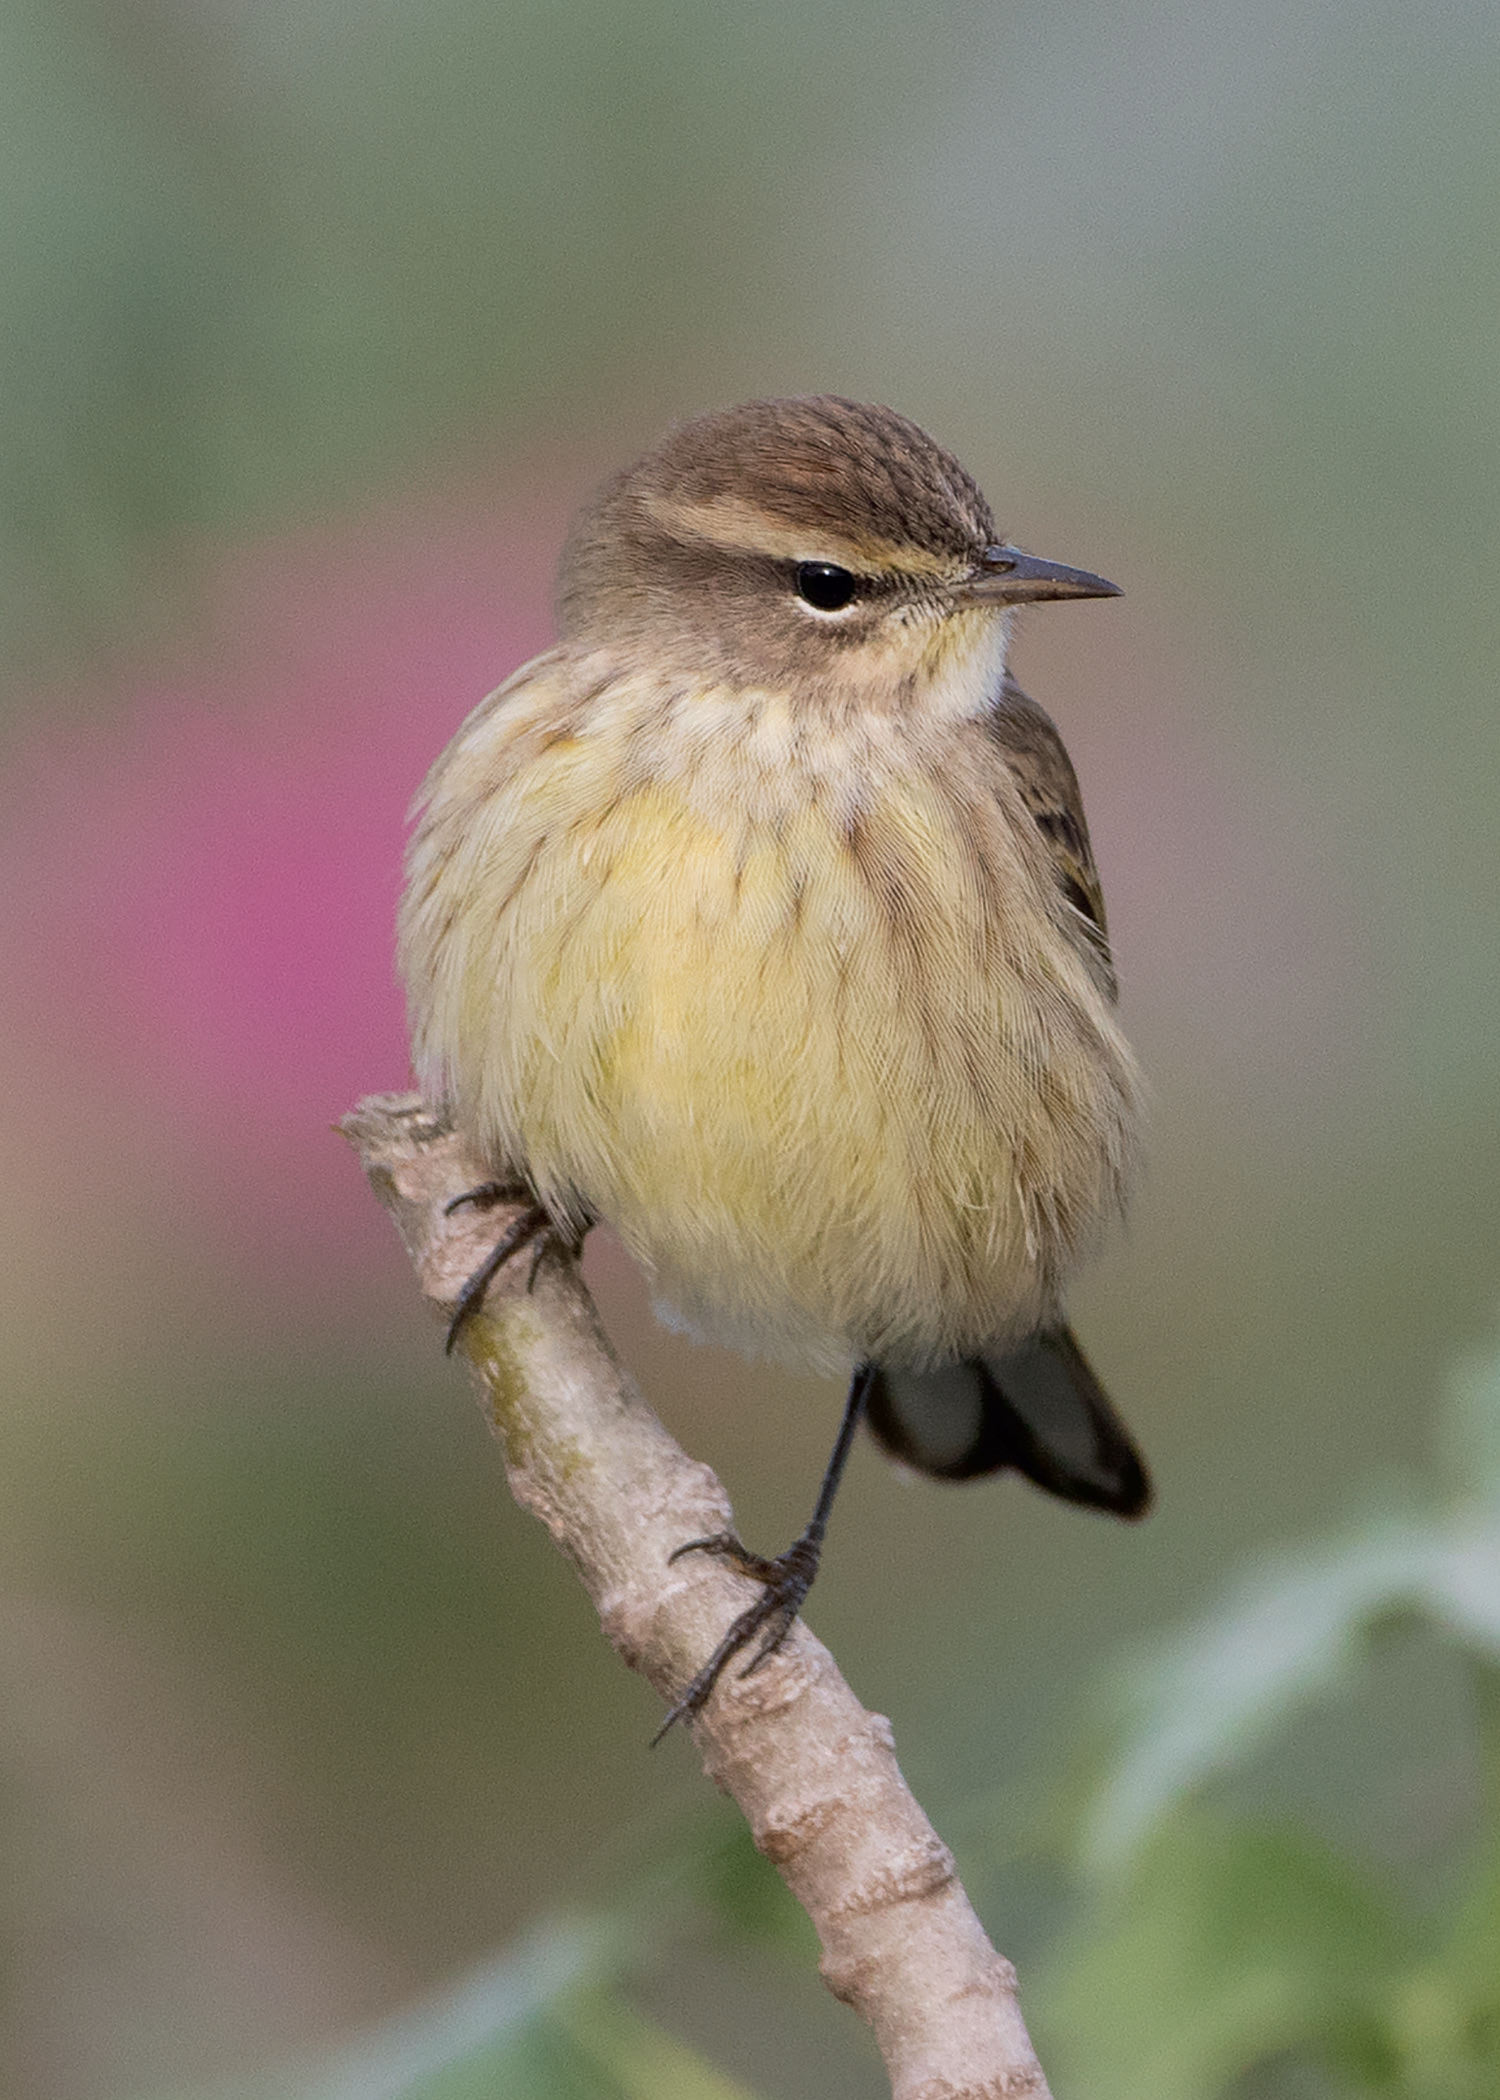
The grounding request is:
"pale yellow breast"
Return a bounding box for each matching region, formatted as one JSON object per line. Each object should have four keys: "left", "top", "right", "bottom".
{"left": 401, "top": 657, "right": 1142, "bottom": 1373}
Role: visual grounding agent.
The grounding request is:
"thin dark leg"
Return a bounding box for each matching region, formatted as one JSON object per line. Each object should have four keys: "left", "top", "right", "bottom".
{"left": 651, "top": 1363, "right": 876, "bottom": 1743}
{"left": 444, "top": 1200, "right": 553, "bottom": 1355}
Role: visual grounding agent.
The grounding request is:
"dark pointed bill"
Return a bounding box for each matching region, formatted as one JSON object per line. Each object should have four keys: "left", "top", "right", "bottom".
{"left": 954, "top": 543, "right": 1122, "bottom": 605}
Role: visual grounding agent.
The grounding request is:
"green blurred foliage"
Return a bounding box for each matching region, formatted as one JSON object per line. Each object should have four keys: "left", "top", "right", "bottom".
{"left": 145, "top": 1921, "right": 770, "bottom": 2100}
{"left": 1036, "top": 1334, "right": 1500, "bottom": 2098}
{"left": 1046, "top": 1815, "right": 1418, "bottom": 2099}
{"left": 0, "top": 0, "right": 941, "bottom": 680}
{"left": 138, "top": 1338, "right": 1500, "bottom": 2099}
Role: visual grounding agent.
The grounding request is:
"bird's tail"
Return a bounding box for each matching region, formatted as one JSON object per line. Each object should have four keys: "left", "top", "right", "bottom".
{"left": 864, "top": 1325, "right": 1151, "bottom": 1517}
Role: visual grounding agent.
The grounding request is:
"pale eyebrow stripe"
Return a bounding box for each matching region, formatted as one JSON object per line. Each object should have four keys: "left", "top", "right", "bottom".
{"left": 639, "top": 491, "right": 956, "bottom": 580}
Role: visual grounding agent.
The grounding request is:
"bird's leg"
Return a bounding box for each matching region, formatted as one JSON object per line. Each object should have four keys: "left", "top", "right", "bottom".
{"left": 652, "top": 1364, "right": 876, "bottom": 1742}
{"left": 443, "top": 1187, "right": 558, "bottom": 1354}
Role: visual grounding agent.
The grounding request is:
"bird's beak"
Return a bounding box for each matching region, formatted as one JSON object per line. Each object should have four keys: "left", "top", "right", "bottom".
{"left": 953, "top": 544, "right": 1122, "bottom": 606}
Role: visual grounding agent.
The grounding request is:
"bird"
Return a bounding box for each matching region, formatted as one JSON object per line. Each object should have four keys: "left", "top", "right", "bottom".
{"left": 398, "top": 395, "right": 1150, "bottom": 1735}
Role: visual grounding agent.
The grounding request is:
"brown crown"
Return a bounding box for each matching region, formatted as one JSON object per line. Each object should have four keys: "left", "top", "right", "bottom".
{"left": 605, "top": 395, "right": 996, "bottom": 562}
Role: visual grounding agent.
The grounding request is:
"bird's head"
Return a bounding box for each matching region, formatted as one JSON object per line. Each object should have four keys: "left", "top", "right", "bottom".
{"left": 557, "top": 395, "right": 1118, "bottom": 712}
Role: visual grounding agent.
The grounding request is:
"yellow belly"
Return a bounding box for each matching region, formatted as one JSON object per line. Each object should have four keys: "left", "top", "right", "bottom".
{"left": 413, "top": 722, "right": 1139, "bottom": 1373}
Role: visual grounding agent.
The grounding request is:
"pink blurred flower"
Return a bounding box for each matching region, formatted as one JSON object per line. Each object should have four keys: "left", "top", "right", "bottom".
{"left": 0, "top": 473, "right": 574, "bottom": 1298}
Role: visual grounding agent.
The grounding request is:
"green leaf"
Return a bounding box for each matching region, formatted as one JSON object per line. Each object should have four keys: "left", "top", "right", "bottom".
{"left": 302, "top": 1919, "right": 610, "bottom": 2100}
{"left": 1039, "top": 1811, "right": 1411, "bottom": 2100}
{"left": 134, "top": 1918, "right": 605, "bottom": 2100}
{"left": 554, "top": 1990, "right": 768, "bottom": 2100}
{"left": 1083, "top": 1496, "right": 1500, "bottom": 1869}
{"left": 1370, "top": 1832, "right": 1500, "bottom": 2098}
{"left": 1437, "top": 1334, "right": 1500, "bottom": 1505}
{"left": 1081, "top": 1510, "right": 1435, "bottom": 1869}
{"left": 131, "top": 1927, "right": 768, "bottom": 2100}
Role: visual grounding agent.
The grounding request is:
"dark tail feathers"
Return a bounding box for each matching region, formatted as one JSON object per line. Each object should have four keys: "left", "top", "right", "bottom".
{"left": 864, "top": 1326, "right": 1151, "bottom": 1518}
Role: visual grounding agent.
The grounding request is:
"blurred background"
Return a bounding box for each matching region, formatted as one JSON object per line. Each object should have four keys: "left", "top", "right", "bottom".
{"left": 1, "top": 1, "right": 1498, "bottom": 2095}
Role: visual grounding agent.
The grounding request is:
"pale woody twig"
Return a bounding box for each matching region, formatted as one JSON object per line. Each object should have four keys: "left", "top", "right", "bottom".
{"left": 342, "top": 1091, "right": 1054, "bottom": 2100}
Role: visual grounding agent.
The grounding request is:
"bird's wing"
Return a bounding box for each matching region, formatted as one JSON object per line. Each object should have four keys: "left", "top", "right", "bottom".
{"left": 986, "top": 672, "right": 1118, "bottom": 1001}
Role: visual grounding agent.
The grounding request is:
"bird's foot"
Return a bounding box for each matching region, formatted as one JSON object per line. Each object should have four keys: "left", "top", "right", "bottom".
{"left": 443, "top": 1193, "right": 556, "bottom": 1354}
{"left": 651, "top": 1528, "right": 823, "bottom": 1743}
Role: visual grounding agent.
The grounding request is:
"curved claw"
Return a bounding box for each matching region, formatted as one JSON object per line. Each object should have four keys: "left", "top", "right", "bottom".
{"left": 444, "top": 1180, "right": 516, "bottom": 1219}
{"left": 666, "top": 1532, "right": 781, "bottom": 1582}
{"left": 651, "top": 1532, "right": 822, "bottom": 1743}
{"left": 445, "top": 1203, "right": 552, "bottom": 1354}
{"left": 666, "top": 1531, "right": 738, "bottom": 1568}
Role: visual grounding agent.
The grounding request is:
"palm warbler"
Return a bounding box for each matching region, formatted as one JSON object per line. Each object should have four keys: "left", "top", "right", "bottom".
{"left": 400, "top": 396, "right": 1150, "bottom": 1731}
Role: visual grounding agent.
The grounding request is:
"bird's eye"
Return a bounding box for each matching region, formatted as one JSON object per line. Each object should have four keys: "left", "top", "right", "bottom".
{"left": 794, "top": 561, "right": 858, "bottom": 612}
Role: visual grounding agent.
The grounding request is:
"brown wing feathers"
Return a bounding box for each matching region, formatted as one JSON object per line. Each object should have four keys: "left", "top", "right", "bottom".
{"left": 987, "top": 674, "right": 1118, "bottom": 1001}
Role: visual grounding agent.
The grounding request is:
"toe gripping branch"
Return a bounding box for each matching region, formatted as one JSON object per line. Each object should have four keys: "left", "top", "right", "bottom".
{"left": 443, "top": 1186, "right": 557, "bottom": 1354}
{"left": 652, "top": 1363, "right": 876, "bottom": 1743}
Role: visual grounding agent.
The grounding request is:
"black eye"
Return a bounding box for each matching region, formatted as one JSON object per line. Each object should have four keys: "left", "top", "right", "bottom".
{"left": 794, "top": 561, "right": 858, "bottom": 612}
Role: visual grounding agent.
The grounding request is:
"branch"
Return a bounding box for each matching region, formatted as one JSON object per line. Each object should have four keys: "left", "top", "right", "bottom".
{"left": 342, "top": 1092, "right": 1054, "bottom": 2100}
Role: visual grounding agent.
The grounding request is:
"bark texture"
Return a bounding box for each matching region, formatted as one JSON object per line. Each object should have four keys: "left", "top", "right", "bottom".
{"left": 342, "top": 1091, "right": 1054, "bottom": 2100}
